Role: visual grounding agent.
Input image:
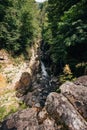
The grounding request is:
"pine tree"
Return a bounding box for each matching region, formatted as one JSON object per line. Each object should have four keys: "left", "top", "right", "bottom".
{"left": 0, "top": 0, "right": 41, "bottom": 55}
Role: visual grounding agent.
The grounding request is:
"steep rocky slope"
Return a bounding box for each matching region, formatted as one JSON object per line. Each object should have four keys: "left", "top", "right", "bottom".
{"left": 0, "top": 47, "right": 87, "bottom": 130}
{"left": 0, "top": 43, "right": 40, "bottom": 122}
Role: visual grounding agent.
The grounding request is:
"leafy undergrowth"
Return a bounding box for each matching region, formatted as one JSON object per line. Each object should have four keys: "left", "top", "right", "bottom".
{"left": 0, "top": 89, "right": 27, "bottom": 122}
{"left": 59, "top": 73, "right": 76, "bottom": 85}
{"left": 58, "top": 64, "right": 76, "bottom": 85}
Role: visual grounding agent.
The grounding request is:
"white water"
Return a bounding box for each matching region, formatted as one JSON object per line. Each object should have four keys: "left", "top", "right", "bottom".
{"left": 41, "top": 61, "right": 48, "bottom": 77}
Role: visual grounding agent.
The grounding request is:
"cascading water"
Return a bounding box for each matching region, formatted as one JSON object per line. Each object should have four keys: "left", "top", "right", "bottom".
{"left": 40, "top": 41, "right": 50, "bottom": 87}
{"left": 41, "top": 61, "right": 48, "bottom": 78}
{"left": 40, "top": 61, "right": 50, "bottom": 88}
{"left": 19, "top": 41, "right": 56, "bottom": 108}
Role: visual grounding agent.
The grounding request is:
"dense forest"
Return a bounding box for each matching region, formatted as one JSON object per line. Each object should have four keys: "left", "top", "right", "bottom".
{"left": 0, "top": 0, "right": 87, "bottom": 77}
{"left": 42, "top": 0, "right": 87, "bottom": 79}
{"left": 0, "top": 0, "right": 41, "bottom": 55}
{"left": 0, "top": 1, "right": 87, "bottom": 129}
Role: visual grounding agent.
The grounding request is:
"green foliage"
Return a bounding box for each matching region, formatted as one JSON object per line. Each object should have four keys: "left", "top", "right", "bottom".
{"left": 59, "top": 74, "right": 75, "bottom": 84}
{"left": 41, "top": 1, "right": 53, "bottom": 45}
{"left": 0, "top": 88, "right": 27, "bottom": 122}
{"left": 56, "top": 88, "right": 61, "bottom": 93}
{"left": 0, "top": 105, "right": 18, "bottom": 122}
{"left": 19, "top": 101, "right": 27, "bottom": 109}
{"left": 43, "top": 0, "right": 87, "bottom": 76}
{"left": 0, "top": 106, "right": 6, "bottom": 121}
{"left": 58, "top": 64, "right": 76, "bottom": 84}
{"left": 0, "top": 0, "right": 41, "bottom": 55}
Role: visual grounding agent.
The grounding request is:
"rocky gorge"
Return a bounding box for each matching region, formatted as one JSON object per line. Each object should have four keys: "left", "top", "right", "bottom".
{"left": 0, "top": 42, "right": 87, "bottom": 130}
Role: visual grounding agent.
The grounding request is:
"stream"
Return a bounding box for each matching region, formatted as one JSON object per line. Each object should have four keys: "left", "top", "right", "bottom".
{"left": 1, "top": 43, "right": 87, "bottom": 130}
{"left": 21, "top": 43, "right": 57, "bottom": 108}
{"left": 41, "top": 61, "right": 49, "bottom": 78}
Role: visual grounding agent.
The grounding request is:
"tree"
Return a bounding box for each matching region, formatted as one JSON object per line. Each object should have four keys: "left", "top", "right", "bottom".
{"left": 43, "top": 0, "right": 87, "bottom": 75}
{"left": 0, "top": 0, "right": 41, "bottom": 55}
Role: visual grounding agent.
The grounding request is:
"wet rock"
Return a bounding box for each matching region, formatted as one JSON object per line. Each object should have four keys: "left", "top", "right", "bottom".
{"left": 22, "top": 86, "right": 44, "bottom": 107}
{"left": 31, "top": 84, "right": 41, "bottom": 91}
{"left": 22, "top": 72, "right": 51, "bottom": 107}
{"left": 36, "top": 74, "right": 41, "bottom": 79}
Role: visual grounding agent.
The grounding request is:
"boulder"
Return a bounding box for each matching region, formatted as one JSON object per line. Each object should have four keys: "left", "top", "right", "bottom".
{"left": 45, "top": 81, "right": 87, "bottom": 130}
{"left": 0, "top": 108, "right": 58, "bottom": 130}
{"left": 74, "top": 75, "right": 87, "bottom": 87}
{"left": 45, "top": 92, "right": 87, "bottom": 130}
{"left": 60, "top": 81, "right": 87, "bottom": 120}
{"left": 15, "top": 72, "right": 32, "bottom": 97}
{"left": 0, "top": 108, "right": 38, "bottom": 130}
{"left": 37, "top": 108, "right": 48, "bottom": 124}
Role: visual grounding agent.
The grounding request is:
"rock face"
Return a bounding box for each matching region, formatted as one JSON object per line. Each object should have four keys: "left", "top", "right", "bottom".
{"left": 15, "top": 72, "right": 32, "bottom": 97}
{"left": 21, "top": 72, "right": 56, "bottom": 108}
{"left": 14, "top": 45, "right": 40, "bottom": 98}
{"left": 60, "top": 81, "right": 87, "bottom": 120}
{"left": 1, "top": 74, "right": 87, "bottom": 130}
{"left": 45, "top": 81, "right": 87, "bottom": 130}
{"left": 0, "top": 108, "right": 58, "bottom": 130}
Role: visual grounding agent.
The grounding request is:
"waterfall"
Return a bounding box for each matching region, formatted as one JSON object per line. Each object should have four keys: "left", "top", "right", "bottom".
{"left": 41, "top": 61, "right": 48, "bottom": 78}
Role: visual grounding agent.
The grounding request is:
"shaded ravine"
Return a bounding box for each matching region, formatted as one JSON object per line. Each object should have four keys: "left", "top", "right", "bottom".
{"left": 21, "top": 64, "right": 56, "bottom": 108}
{"left": 21, "top": 42, "right": 56, "bottom": 108}
{"left": 0, "top": 42, "right": 59, "bottom": 130}
{"left": 1, "top": 42, "right": 87, "bottom": 130}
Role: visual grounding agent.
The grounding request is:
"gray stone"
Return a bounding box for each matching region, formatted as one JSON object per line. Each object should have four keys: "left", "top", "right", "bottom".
{"left": 45, "top": 80, "right": 87, "bottom": 130}
{"left": 74, "top": 75, "right": 87, "bottom": 87}
{"left": 15, "top": 72, "right": 32, "bottom": 97}
{"left": 60, "top": 81, "right": 87, "bottom": 120}
{"left": 0, "top": 108, "right": 58, "bottom": 130}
